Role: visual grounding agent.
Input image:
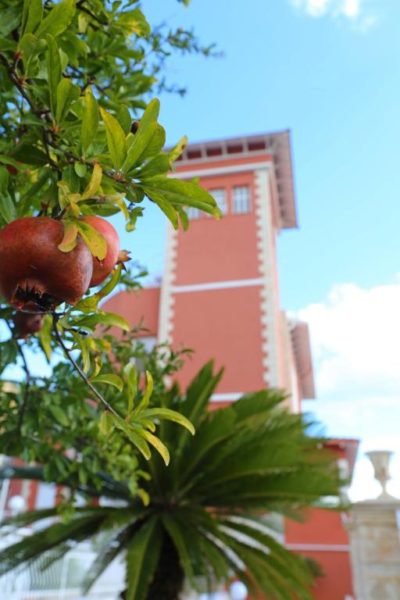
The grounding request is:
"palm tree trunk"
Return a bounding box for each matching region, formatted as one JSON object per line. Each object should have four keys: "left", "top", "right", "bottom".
{"left": 146, "top": 533, "right": 185, "bottom": 600}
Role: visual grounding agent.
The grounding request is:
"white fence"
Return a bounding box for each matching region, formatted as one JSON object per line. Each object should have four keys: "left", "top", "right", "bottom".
{"left": 0, "top": 528, "right": 124, "bottom": 600}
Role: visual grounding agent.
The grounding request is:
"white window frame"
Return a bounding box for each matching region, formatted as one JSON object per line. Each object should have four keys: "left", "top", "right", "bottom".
{"left": 232, "top": 185, "right": 251, "bottom": 214}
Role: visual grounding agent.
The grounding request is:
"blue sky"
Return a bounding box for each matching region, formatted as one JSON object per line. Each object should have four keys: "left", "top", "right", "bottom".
{"left": 118, "top": 0, "right": 400, "bottom": 499}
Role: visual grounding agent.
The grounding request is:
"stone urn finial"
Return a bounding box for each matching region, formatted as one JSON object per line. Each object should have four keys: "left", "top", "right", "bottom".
{"left": 366, "top": 450, "right": 394, "bottom": 500}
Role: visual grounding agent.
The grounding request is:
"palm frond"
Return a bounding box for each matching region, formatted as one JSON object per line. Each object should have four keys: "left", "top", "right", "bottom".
{"left": 125, "top": 517, "right": 162, "bottom": 600}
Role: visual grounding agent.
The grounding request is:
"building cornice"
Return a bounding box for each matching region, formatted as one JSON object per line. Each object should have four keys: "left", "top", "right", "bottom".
{"left": 174, "top": 131, "right": 298, "bottom": 230}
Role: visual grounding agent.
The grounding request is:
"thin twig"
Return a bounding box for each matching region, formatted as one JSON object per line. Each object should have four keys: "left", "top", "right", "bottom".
{"left": 15, "top": 341, "right": 31, "bottom": 434}
{"left": 5, "top": 320, "right": 31, "bottom": 434}
{"left": 52, "top": 314, "right": 119, "bottom": 417}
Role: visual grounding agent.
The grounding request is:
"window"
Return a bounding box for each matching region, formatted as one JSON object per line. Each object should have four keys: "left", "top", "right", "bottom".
{"left": 210, "top": 188, "right": 227, "bottom": 215}
{"left": 187, "top": 206, "right": 200, "bottom": 220}
{"left": 232, "top": 185, "right": 251, "bottom": 214}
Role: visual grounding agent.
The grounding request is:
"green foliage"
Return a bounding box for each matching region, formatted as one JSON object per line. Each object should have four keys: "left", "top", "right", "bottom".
{"left": 0, "top": 0, "right": 218, "bottom": 459}
{"left": 0, "top": 363, "right": 342, "bottom": 600}
{"left": 0, "top": 333, "right": 191, "bottom": 500}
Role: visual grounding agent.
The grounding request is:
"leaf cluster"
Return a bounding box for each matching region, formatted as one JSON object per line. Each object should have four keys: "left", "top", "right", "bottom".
{"left": 0, "top": 0, "right": 218, "bottom": 455}
{"left": 0, "top": 363, "right": 343, "bottom": 600}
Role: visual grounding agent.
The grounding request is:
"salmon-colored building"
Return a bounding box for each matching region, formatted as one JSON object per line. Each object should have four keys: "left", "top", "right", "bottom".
{"left": 104, "top": 132, "right": 359, "bottom": 599}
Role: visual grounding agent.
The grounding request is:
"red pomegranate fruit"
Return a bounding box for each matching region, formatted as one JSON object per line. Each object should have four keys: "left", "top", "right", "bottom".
{"left": 82, "top": 216, "right": 120, "bottom": 287}
{"left": 14, "top": 311, "right": 44, "bottom": 338}
{"left": 0, "top": 217, "right": 93, "bottom": 311}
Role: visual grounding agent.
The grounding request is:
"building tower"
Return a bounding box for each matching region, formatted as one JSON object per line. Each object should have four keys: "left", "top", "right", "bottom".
{"left": 159, "top": 132, "right": 311, "bottom": 409}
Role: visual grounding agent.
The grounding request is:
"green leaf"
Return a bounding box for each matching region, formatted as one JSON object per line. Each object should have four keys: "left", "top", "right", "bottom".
{"left": 46, "top": 34, "right": 61, "bottom": 117}
{"left": 74, "top": 294, "right": 100, "bottom": 313}
{"left": 97, "top": 264, "right": 122, "bottom": 299}
{"left": 98, "top": 411, "right": 115, "bottom": 436}
{"left": 37, "top": 315, "right": 52, "bottom": 361}
{"left": 140, "top": 408, "right": 195, "bottom": 435}
{"left": 135, "top": 123, "right": 166, "bottom": 164}
{"left": 18, "top": 33, "right": 40, "bottom": 72}
{"left": 112, "top": 415, "right": 151, "bottom": 460}
{"left": 134, "top": 154, "right": 170, "bottom": 179}
{"left": 0, "top": 165, "right": 9, "bottom": 194}
{"left": 81, "top": 88, "right": 99, "bottom": 153}
{"left": 74, "top": 163, "right": 87, "bottom": 178}
{"left": 81, "top": 163, "right": 103, "bottom": 200}
{"left": 117, "top": 104, "right": 132, "bottom": 135}
{"left": 125, "top": 519, "right": 161, "bottom": 600}
{"left": 140, "top": 430, "right": 170, "bottom": 465}
{"left": 0, "top": 168, "right": 16, "bottom": 223}
{"left": 124, "top": 362, "right": 138, "bottom": 413}
{"left": 168, "top": 135, "right": 188, "bottom": 163}
{"left": 142, "top": 176, "right": 220, "bottom": 216}
{"left": 56, "top": 78, "right": 80, "bottom": 123}
{"left": 74, "top": 311, "right": 130, "bottom": 332}
{"left": 12, "top": 144, "right": 48, "bottom": 166}
{"left": 71, "top": 332, "right": 91, "bottom": 374}
{"left": 118, "top": 8, "right": 151, "bottom": 37}
{"left": 100, "top": 312, "right": 131, "bottom": 331}
{"left": 37, "top": 0, "right": 76, "bottom": 38}
{"left": 0, "top": 195, "right": 16, "bottom": 224}
{"left": 100, "top": 108, "right": 127, "bottom": 171}
{"left": 135, "top": 371, "right": 153, "bottom": 412}
{"left": 143, "top": 187, "right": 179, "bottom": 228}
{"left": 76, "top": 220, "right": 107, "bottom": 260}
{"left": 21, "top": 0, "right": 43, "bottom": 35}
{"left": 58, "top": 221, "right": 78, "bottom": 253}
{"left": 121, "top": 99, "right": 160, "bottom": 173}
{"left": 49, "top": 405, "right": 69, "bottom": 427}
{"left": 91, "top": 374, "right": 123, "bottom": 392}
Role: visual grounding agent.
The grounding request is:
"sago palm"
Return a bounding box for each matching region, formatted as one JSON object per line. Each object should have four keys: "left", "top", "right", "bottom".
{"left": 0, "top": 362, "right": 341, "bottom": 600}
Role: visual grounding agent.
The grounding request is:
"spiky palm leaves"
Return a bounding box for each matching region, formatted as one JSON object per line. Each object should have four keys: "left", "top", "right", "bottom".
{"left": 0, "top": 363, "right": 341, "bottom": 600}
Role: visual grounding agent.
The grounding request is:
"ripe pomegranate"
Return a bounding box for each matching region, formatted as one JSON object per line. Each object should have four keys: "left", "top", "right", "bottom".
{"left": 14, "top": 311, "right": 44, "bottom": 338}
{"left": 0, "top": 217, "right": 93, "bottom": 311}
{"left": 82, "top": 216, "right": 120, "bottom": 287}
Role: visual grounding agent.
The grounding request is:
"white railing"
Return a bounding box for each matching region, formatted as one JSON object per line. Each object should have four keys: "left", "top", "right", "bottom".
{"left": 0, "top": 527, "right": 124, "bottom": 600}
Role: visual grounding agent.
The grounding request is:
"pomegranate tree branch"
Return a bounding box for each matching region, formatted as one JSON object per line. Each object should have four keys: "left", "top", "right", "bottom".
{"left": 52, "top": 315, "right": 120, "bottom": 418}
{"left": 0, "top": 52, "right": 60, "bottom": 173}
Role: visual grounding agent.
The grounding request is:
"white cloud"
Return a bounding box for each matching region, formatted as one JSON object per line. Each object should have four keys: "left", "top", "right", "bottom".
{"left": 296, "top": 279, "right": 400, "bottom": 500}
{"left": 298, "top": 281, "right": 400, "bottom": 396}
{"left": 290, "top": 0, "right": 377, "bottom": 30}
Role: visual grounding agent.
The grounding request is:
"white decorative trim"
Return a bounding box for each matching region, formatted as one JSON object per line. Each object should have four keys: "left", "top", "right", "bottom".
{"left": 158, "top": 225, "right": 178, "bottom": 344}
{"left": 173, "top": 278, "right": 264, "bottom": 294}
{"left": 286, "top": 543, "right": 350, "bottom": 552}
{"left": 172, "top": 162, "right": 271, "bottom": 180}
{"left": 255, "top": 169, "right": 279, "bottom": 387}
{"left": 211, "top": 392, "right": 242, "bottom": 402}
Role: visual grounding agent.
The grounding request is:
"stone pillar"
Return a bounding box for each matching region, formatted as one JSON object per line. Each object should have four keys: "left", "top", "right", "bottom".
{"left": 346, "top": 451, "right": 400, "bottom": 599}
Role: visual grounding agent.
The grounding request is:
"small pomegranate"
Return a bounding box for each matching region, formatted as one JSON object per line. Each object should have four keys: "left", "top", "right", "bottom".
{"left": 14, "top": 311, "right": 44, "bottom": 338}
{"left": 0, "top": 217, "right": 93, "bottom": 311}
{"left": 83, "top": 216, "right": 120, "bottom": 287}
{"left": 6, "top": 165, "right": 18, "bottom": 176}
